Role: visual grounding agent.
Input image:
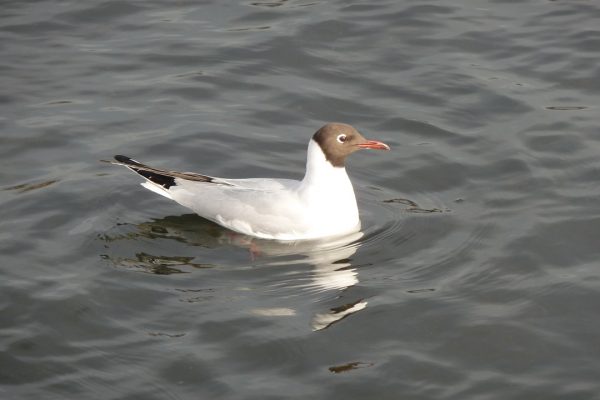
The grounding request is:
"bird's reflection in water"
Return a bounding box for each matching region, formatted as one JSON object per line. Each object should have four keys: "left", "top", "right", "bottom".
{"left": 102, "top": 214, "right": 368, "bottom": 331}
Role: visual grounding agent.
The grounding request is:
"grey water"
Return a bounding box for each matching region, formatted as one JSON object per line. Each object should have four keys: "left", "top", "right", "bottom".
{"left": 2, "top": 0, "right": 600, "bottom": 399}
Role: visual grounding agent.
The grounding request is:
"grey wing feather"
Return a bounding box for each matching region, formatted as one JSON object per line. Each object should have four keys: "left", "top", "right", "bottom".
{"left": 101, "top": 155, "right": 234, "bottom": 187}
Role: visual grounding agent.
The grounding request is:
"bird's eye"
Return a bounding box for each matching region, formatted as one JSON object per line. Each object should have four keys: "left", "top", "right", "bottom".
{"left": 337, "top": 134, "right": 347, "bottom": 143}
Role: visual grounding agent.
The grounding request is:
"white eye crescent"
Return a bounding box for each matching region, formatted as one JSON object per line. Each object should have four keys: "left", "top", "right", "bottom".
{"left": 337, "top": 134, "right": 347, "bottom": 143}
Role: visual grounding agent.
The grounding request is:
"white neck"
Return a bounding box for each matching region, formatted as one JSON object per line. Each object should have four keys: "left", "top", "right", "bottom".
{"left": 296, "top": 140, "right": 360, "bottom": 236}
{"left": 297, "top": 139, "right": 360, "bottom": 236}
{"left": 301, "top": 139, "right": 350, "bottom": 187}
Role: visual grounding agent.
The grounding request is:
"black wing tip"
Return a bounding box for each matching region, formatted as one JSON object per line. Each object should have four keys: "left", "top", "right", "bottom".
{"left": 138, "top": 170, "right": 176, "bottom": 189}
{"left": 114, "top": 155, "right": 138, "bottom": 165}
{"left": 113, "top": 155, "right": 176, "bottom": 189}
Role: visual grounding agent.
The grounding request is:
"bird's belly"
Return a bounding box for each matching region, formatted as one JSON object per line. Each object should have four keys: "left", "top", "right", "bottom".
{"left": 173, "top": 184, "right": 361, "bottom": 240}
{"left": 210, "top": 204, "right": 360, "bottom": 241}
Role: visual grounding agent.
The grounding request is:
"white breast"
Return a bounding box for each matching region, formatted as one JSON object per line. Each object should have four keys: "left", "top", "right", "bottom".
{"left": 294, "top": 140, "right": 361, "bottom": 238}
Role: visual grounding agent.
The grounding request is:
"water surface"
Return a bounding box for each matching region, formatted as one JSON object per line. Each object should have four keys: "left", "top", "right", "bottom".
{"left": 2, "top": 1, "right": 600, "bottom": 399}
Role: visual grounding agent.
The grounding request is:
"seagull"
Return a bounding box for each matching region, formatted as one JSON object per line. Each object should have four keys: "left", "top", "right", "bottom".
{"left": 105, "top": 123, "right": 390, "bottom": 241}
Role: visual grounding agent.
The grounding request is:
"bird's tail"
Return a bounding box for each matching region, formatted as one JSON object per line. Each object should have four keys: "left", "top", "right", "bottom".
{"left": 102, "top": 154, "right": 230, "bottom": 198}
{"left": 140, "top": 181, "right": 172, "bottom": 199}
{"left": 103, "top": 155, "right": 176, "bottom": 199}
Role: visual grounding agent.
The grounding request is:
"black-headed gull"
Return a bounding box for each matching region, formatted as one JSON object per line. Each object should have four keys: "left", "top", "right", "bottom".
{"left": 106, "top": 123, "right": 389, "bottom": 240}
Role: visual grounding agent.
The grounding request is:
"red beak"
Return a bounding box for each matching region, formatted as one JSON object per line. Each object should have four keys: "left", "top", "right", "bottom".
{"left": 357, "top": 140, "right": 390, "bottom": 151}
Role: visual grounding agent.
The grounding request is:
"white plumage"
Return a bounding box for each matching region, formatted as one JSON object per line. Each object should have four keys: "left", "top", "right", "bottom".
{"left": 107, "top": 123, "right": 389, "bottom": 241}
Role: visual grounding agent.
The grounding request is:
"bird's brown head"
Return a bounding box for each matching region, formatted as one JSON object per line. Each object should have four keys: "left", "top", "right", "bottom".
{"left": 312, "top": 123, "right": 390, "bottom": 167}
